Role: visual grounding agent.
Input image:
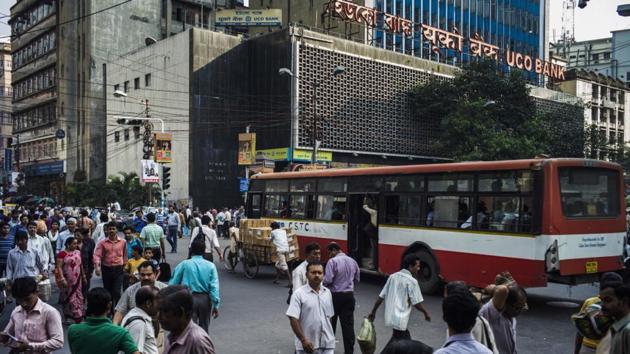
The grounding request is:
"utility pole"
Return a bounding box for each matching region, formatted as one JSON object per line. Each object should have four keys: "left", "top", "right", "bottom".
{"left": 142, "top": 100, "right": 154, "bottom": 206}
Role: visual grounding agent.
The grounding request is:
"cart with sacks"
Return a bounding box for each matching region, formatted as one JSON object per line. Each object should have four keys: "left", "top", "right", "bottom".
{"left": 223, "top": 219, "right": 300, "bottom": 279}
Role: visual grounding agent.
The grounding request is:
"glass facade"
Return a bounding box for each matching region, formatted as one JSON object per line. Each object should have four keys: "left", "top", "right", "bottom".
{"left": 373, "top": 0, "right": 544, "bottom": 82}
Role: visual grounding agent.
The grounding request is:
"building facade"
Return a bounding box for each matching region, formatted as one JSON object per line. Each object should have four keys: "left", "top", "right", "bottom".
{"left": 106, "top": 28, "right": 241, "bottom": 206}
{"left": 550, "top": 29, "right": 630, "bottom": 86}
{"left": 249, "top": 0, "right": 550, "bottom": 84}
{"left": 0, "top": 43, "right": 12, "bottom": 176}
{"left": 556, "top": 69, "right": 630, "bottom": 160}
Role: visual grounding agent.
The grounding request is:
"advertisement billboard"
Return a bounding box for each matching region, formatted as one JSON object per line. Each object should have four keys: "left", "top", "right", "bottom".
{"left": 141, "top": 159, "right": 160, "bottom": 183}
{"left": 154, "top": 132, "right": 173, "bottom": 163}
{"left": 238, "top": 133, "right": 256, "bottom": 165}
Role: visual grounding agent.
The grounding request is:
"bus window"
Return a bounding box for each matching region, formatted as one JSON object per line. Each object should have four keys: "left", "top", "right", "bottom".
{"left": 427, "top": 196, "right": 471, "bottom": 228}
{"left": 428, "top": 174, "right": 474, "bottom": 192}
{"left": 316, "top": 195, "right": 347, "bottom": 221}
{"left": 478, "top": 170, "right": 533, "bottom": 193}
{"left": 559, "top": 167, "right": 620, "bottom": 218}
{"left": 291, "top": 179, "right": 315, "bottom": 192}
{"left": 519, "top": 197, "right": 533, "bottom": 232}
{"left": 249, "top": 179, "right": 265, "bottom": 192}
{"left": 349, "top": 177, "right": 383, "bottom": 193}
{"left": 248, "top": 194, "right": 262, "bottom": 219}
{"left": 265, "top": 180, "right": 289, "bottom": 193}
{"left": 384, "top": 195, "right": 422, "bottom": 225}
{"left": 318, "top": 178, "right": 347, "bottom": 193}
{"left": 264, "top": 194, "right": 290, "bottom": 218}
{"left": 384, "top": 176, "right": 425, "bottom": 192}
{"left": 477, "top": 196, "right": 520, "bottom": 231}
{"left": 290, "top": 195, "right": 314, "bottom": 219}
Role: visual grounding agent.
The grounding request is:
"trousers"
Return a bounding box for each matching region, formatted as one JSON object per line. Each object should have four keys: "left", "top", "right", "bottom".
{"left": 101, "top": 265, "right": 124, "bottom": 311}
{"left": 167, "top": 226, "right": 178, "bottom": 252}
{"left": 192, "top": 292, "right": 212, "bottom": 333}
{"left": 331, "top": 292, "right": 356, "bottom": 354}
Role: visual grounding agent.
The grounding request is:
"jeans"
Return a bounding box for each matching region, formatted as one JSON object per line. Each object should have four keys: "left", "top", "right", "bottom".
{"left": 167, "top": 226, "right": 178, "bottom": 252}
{"left": 101, "top": 265, "right": 124, "bottom": 312}
{"left": 192, "top": 293, "right": 212, "bottom": 332}
{"left": 331, "top": 292, "right": 356, "bottom": 354}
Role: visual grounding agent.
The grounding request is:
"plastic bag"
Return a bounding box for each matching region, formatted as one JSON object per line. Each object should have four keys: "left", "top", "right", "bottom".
{"left": 572, "top": 301, "right": 613, "bottom": 340}
{"left": 183, "top": 226, "right": 190, "bottom": 237}
{"left": 357, "top": 318, "right": 376, "bottom": 354}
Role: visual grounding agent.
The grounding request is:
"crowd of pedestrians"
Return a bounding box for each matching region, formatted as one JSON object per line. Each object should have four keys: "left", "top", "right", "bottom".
{"left": 0, "top": 203, "right": 229, "bottom": 354}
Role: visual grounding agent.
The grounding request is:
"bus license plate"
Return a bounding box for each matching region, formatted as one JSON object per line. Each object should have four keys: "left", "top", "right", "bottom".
{"left": 586, "top": 261, "right": 598, "bottom": 274}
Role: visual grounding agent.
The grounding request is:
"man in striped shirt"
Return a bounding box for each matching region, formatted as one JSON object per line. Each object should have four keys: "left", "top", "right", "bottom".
{"left": 368, "top": 254, "right": 431, "bottom": 349}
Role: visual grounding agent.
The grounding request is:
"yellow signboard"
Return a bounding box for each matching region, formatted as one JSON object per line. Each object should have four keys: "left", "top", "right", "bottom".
{"left": 154, "top": 132, "right": 173, "bottom": 163}
{"left": 293, "top": 149, "right": 333, "bottom": 162}
{"left": 256, "top": 148, "right": 289, "bottom": 161}
{"left": 238, "top": 133, "right": 257, "bottom": 165}
{"left": 215, "top": 9, "right": 282, "bottom": 27}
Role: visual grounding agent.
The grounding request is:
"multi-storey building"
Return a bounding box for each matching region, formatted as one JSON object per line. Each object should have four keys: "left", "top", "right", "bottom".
{"left": 249, "top": 0, "right": 550, "bottom": 84}
{"left": 9, "top": 0, "right": 62, "bottom": 198}
{"left": 556, "top": 69, "right": 630, "bottom": 159}
{"left": 0, "top": 43, "right": 12, "bottom": 173}
{"left": 550, "top": 29, "right": 630, "bottom": 85}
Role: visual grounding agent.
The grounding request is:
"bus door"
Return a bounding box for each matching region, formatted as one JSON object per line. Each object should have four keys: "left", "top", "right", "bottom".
{"left": 348, "top": 193, "right": 379, "bottom": 271}
{"left": 246, "top": 193, "right": 262, "bottom": 219}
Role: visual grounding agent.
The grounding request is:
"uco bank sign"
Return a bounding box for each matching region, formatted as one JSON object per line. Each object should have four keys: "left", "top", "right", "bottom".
{"left": 325, "top": 0, "right": 565, "bottom": 80}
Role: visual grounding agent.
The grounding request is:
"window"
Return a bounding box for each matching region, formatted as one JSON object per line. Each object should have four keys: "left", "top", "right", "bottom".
{"left": 145, "top": 73, "right": 151, "bottom": 87}
{"left": 316, "top": 195, "right": 347, "bottom": 221}
{"left": 384, "top": 175, "right": 424, "bottom": 192}
{"left": 592, "top": 53, "right": 599, "bottom": 63}
{"left": 384, "top": 195, "right": 422, "bottom": 225}
{"left": 124, "top": 128, "right": 130, "bottom": 141}
{"left": 426, "top": 196, "right": 471, "bottom": 228}
{"left": 289, "top": 195, "right": 314, "bottom": 219}
{"left": 264, "top": 194, "right": 289, "bottom": 217}
{"left": 604, "top": 52, "right": 610, "bottom": 60}
{"left": 249, "top": 180, "right": 264, "bottom": 192}
{"left": 265, "top": 180, "right": 288, "bottom": 192}
{"left": 124, "top": 81, "right": 129, "bottom": 93}
{"left": 133, "top": 126, "right": 141, "bottom": 139}
{"left": 114, "top": 131, "right": 120, "bottom": 142}
{"left": 478, "top": 170, "right": 533, "bottom": 193}
{"left": 559, "top": 167, "right": 620, "bottom": 218}
{"left": 114, "top": 84, "right": 120, "bottom": 92}
{"left": 134, "top": 77, "right": 140, "bottom": 89}
{"left": 290, "top": 179, "right": 315, "bottom": 192}
{"left": 349, "top": 177, "right": 383, "bottom": 192}
{"left": 318, "top": 178, "right": 347, "bottom": 193}
{"left": 428, "top": 173, "right": 473, "bottom": 192}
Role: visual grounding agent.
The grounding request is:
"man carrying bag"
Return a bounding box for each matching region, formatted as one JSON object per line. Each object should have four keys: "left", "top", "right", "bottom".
{"left": 188, "top": 215, "right": 223, "bottom": 262}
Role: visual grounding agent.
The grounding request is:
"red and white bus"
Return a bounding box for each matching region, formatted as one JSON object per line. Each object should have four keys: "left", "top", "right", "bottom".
{"left": 246, "top": 158, "right": 626, "bottom": 293}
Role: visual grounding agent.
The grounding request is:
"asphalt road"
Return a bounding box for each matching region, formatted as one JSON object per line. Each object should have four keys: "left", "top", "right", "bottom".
{"left": 0, "top": 237, "right": 600, "bottom": 354}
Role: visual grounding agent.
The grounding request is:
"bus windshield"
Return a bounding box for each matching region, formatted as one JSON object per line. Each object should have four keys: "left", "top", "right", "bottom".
{"left": 559, "top": 167, "right": 620, "bottom": 218}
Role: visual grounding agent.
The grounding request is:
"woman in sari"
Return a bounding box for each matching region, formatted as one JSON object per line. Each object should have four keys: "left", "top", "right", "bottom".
{"left": 55, "top": 236, "right": 86, "bottom": 324}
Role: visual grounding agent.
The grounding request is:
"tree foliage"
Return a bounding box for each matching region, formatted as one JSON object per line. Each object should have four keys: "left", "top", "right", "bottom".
{"left": 410, "top": 60, "right": 579, "bottom": 161}
{"left": 63, "top": 172, "right": 160, "bottom": 208}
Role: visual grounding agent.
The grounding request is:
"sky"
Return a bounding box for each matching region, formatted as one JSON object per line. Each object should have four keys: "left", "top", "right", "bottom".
{"left": 0, "top": 0, "right": 629, "bottom": 43}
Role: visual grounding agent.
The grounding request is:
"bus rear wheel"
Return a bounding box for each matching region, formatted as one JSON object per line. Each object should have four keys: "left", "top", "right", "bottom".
{"left": 415, "top": 249, "right": 441, "bottom": 295}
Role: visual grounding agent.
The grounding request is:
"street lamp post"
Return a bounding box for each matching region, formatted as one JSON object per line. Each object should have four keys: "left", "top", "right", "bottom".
{"left": 279, "top": 66, "right": 346, "bottom": 165}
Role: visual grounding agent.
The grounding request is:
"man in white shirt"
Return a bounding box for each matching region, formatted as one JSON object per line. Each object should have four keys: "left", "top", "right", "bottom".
{"left": 368, "top": 253, "right": 431, "bottom": 350}
{"left": 292, "top": 243, "right": 322, "bottom": 290}
{"left": 287, "top": 261, "right": 335, "bottom": 354}
{"left": 57, "top": 218, "right": 77, "bottom": 253}
{"left": 215, "top": 210, "right": 226, "bottom": 238}
{"left": 270, "top": 222, "right": 291, "bottom": 287}
{"left": 93, "top": 213, "right": 109, "bottom": 244}
{"left": 26, "top": 221, "right": 53, "bottom": 272}
{"left": 122, "top": 286, "right": 160, "bottom": 354}
{"left": 188, "top": 215, "right": 223, "bottom": 262}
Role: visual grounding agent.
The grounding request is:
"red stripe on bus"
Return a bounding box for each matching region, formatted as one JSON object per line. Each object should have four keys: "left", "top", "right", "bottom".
{"left": 559, "top": 256, "right": 624, "bottom": 276}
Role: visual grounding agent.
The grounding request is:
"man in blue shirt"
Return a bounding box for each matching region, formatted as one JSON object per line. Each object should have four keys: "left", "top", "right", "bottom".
{"left": 132, "top": 211, "right": 146, "bottom": 235}
{"left": 434, "top": 291, "right": 492, "bottom": 354}
{"left": 169, "top": 239, "right": 219, "bottom": 333}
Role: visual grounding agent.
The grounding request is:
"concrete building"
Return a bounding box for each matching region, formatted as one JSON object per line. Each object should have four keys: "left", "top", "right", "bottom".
{"left": 556, "top": 69, "right": 630, "bottom": 159}
{"left": 550, "top": 29, "right": 630, "bottom": 85}
{"left": 106, "top": 28, "right": 241, "bottom": 205}
{"left": 190, "top": 25, "right": 583, "bottom": 208}
{"left": 0, "top": 43, "right": 12, "bottom": 174}
{"left": 612, "top": 29, "right": 630, "bottom": 87}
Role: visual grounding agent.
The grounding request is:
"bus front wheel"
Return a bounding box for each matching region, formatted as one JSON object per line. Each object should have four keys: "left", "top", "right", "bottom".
{"left": 415, "top": 249, "right": 441, "bottom": 295}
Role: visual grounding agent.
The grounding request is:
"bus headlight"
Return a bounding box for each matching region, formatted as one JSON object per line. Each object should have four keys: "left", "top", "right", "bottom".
{"left": 545, "top": 239, "right": 560, "bottom": 272}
